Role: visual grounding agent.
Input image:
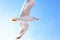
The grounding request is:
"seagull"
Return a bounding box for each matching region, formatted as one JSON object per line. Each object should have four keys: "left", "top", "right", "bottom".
{"left": 9, "top": 0, "right": 39, "bottom": 40}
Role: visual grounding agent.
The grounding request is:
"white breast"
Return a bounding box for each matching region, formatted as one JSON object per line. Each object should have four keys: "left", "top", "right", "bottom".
{"left": 18, "top": 16, "right": 34, "bottom": 22}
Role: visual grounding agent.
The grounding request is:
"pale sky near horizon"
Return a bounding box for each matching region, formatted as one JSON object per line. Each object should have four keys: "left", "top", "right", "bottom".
{"left": 0, "top": 0, "right": 60, "bottom": 40}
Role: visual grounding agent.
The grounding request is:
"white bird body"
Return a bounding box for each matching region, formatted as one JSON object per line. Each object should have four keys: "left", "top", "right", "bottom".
{"left": 16, "top": 16, "right": 38, "bottom": 23}
{"left": 18, "top": 17, "right": 34, "bottom": 22}
{"left": 9, "top": 0, "right": 39, "bottom": 40}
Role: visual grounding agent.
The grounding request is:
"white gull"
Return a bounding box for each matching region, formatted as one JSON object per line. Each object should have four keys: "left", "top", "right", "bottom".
{"left": 9, "top": 0, "right": 39, "bottom": 40}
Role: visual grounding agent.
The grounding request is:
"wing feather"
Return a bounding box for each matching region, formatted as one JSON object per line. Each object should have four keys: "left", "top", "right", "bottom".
{"left": 20, "top": 22, "right": 28, "bottom": 29}
{"left": 20, "top": 0, "right": 34, "bottom": 17}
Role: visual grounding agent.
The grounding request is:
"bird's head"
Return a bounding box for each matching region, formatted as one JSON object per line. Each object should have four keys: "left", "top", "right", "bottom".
{"left": 9, "top": 18, "right": 17, "bottom": 22}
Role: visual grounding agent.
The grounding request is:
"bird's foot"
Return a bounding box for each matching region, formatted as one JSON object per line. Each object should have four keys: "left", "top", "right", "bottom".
{"left": 33, "top": 17, "right": 39, "bottom": 20}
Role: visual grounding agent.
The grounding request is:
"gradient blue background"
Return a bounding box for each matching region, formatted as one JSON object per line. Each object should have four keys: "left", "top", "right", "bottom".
{"left": 0, "top": 0, "right": 60, "bottom": 40}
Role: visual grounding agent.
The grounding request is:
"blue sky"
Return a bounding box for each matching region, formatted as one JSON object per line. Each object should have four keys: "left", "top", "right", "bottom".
{"left": 0, "top": 0, "right": 60, "bottom": 40}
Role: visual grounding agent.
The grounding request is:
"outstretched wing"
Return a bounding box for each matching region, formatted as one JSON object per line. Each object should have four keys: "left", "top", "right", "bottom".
{"left": 18, "top": 22, "right": 28, "bottom": 38}
{"left": 20, "top": 22, "right": 28, "bottom": 29}
{"left": 20, "top": 0, "right": 34, "bottom": 17}
{"left": 16, "top": 22, "right": 28, "bottom": 39}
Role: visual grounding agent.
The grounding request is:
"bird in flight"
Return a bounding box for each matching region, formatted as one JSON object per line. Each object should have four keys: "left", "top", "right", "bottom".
{"left": 9, "top": 0, "right": 39, "bottom": 40}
